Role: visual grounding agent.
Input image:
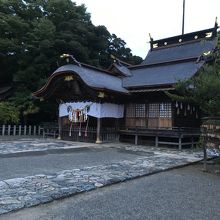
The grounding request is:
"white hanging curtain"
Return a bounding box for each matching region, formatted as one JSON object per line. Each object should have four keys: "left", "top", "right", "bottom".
{"left": 59, "top": 102, "right": 124, "bottom": 118}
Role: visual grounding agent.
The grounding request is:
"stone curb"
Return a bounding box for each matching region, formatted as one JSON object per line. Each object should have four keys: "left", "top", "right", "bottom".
{"left": 0, "top": 153, "right": 203, "bottom": 215}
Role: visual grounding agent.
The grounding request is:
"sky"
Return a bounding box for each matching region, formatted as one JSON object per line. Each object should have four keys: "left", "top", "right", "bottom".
{"left": 74, "top": 0, "right": 220, "bottom": 58}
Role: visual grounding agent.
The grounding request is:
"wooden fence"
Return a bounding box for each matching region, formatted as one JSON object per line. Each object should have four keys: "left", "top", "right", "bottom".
{"left": 202, "top": 118, "right": 220, "bottom": 152}
{"left": 0, "top": 124, "right": 119, "bottom": 142}
{"left": 201, "top": 117, "right": 220, "bottom": 170}
{"left": 0, "top": 125, "right": 43, "bottom": 136}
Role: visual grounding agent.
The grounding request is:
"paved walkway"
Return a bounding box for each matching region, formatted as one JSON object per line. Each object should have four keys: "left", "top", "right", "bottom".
{"left": 0, "top": 139, "right": 204, "bottom": 215}
{"left": 0, "top": 139, "right": 92, "bottom": 155}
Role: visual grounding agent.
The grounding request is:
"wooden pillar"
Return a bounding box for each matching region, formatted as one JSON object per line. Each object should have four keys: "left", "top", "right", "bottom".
{"left": 8, "top": 125, "right": 11, "bottom": 136}
{"left": 13, "top": 125, "right": 16, "bottom": 136}
{"left": 33, "top": 126, "right": 36, "bottom": 136}
{"left": 135, "top": 134, "right": 138, "bottom": 145}
{"left": 115, "top": 118, "right": 120, "bottom": 142}
{"left": 191, "top": 137, "right": 194, "bottom": 148}
{"left": 18, "top": 125, "right": 21, "bottom": 136}
{"left": 24, "top": 125, "right": 27, "bottom": 135}
{"left": 96, "top": 117, "right": 102, "bottom": 144}
{"left": 58, "top": 117, "right": 62, "bottom": 140}
{"left": 28, "top": 125, "right": 31, "bottom": 135}
{"left": 155, "top": 136, "right": 159, "bottom": 147}
{"left": 178, "top": 135, "right": 182, "bottom": 150}
{"left": 2, "top": 125, "right": 5, "bottom": 136}
{"left": 38, "top": 126, "right": 41, "bottom": 135}
{"left": 203, "top": 136, "right": 207, "bottom": 171}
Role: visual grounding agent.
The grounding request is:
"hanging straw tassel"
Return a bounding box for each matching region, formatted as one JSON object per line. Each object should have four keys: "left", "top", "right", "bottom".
{"left": 175, "top": 101, "right": 178, "bottom": 108}
{"left": 177, "top": 108, "right": 180, "bottom": 115}
{"left": 187, "top": 104, "right": 190, "bottom": 111}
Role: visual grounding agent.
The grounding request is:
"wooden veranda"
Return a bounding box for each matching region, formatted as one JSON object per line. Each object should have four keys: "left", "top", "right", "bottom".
{"left": 120, "top": 127, "right": 200, "bottom": 150}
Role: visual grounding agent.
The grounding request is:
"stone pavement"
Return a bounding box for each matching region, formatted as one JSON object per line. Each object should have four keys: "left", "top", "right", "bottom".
{"left": 0, "top": 138, "right": 93, "bottom": 155}
{"left": 0, "top": 139, "right": 204, "bottom": 215}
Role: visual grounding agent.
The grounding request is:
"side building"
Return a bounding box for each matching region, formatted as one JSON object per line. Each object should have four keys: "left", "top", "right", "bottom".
{"left": 33, "top": 24, "right": 218, "bottom": 148}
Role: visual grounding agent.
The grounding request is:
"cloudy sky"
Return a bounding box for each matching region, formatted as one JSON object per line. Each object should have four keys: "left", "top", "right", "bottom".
{"left": 74, "top": 0, "right": 220, "bottom": 58}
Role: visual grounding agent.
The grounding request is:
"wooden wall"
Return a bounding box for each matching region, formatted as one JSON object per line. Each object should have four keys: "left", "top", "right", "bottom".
{"left": 125, "top": 102, "right": 172, "bottom": 129}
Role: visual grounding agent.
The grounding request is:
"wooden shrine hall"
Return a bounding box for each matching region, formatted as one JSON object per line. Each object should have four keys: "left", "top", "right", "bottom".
{"left": 33, "top": 24, "right": 218, "bottom": 149}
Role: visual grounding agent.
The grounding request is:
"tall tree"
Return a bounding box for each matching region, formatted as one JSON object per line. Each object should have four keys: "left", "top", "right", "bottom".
{"left": 167, "top": 63, "right": 220, "bottom": 117}
{"left": 0, "top": 0, "right": 142, "bottom": 123}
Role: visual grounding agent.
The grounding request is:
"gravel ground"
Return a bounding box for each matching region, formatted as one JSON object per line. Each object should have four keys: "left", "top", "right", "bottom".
{"left": 0, "top": 147, "right": 147, "bottom": 180}
{"left": 1, "top": 163, "right": 220, "bottom": 220}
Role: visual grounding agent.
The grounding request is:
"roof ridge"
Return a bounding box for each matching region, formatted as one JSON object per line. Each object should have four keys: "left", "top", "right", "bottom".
{"left": 129, "top": 57, "right": 199, "bottom": 69}
{"left": 150, "top": 26, "right": 217, "bottom": 50}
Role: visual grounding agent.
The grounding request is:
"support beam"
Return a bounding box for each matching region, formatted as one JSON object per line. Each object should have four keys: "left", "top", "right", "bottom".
{"left": 19, "top": 125, "right": 21, "bottom": 136}
{"left": 8, "top": 125, "right": 11, "bottom": 136}
{"left": 191, "top": 137, "right": 194, "bottom": 148}
{"left": 58, "top": 117, "right": 62, "bottom": 140}
{"left": 96, "top": 118, "right": 102, "bottom": 144}
{"left": 135, "top": 134, "right": 138, "bottom": 145}
{"left": 155, "top": 136, "right": 159, "bottom": 147}
{"left": 13, "top": 125, "right": 16, "bottom": 136}
{"left": 2, "top": 125, "right": 5, "bottom": 136}
{"left": 178, "top": 136, "right": 182, "bottom": 150}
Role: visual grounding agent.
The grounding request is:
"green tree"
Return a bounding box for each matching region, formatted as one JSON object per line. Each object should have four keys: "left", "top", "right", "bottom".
{"left": 167, "top": 31, "right": 220, "bottom": 117}
{"left": 0, "top": 0, "right": 142, "bottom": 123}
{"left": 167, "top": 63, "right": 220, "bottom": 117}
{"left": 0, "top": 102, "right": 19, "bottom": 124}
{"left": 100, "top": 33, "right": 143, "bottom": 67}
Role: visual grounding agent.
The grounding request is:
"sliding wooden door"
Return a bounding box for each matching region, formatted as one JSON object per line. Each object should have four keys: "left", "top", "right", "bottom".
{"left": 148, "top": 103, "right": 172, "bottom": 129}
{"left": 125, "top": 103, "right": 147, "bottom": 128}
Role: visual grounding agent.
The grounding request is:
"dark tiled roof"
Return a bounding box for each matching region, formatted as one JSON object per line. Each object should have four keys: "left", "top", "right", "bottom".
{"left": 125, "top": 26, "right": 218, "bottom": 89}
{"left": 113, "top": 63, "right": 132, "bottom": 76}
{"left": 142, "top": 38, "right": 217, "bottom": 65}
{"left": 34, "top": 26, "right": 218, "bottom": 98}
{"left": 53, "top": 64, "right": 128, "bottom": 93}
{"left": 123, "top": 61, "right": 204, "bottom": 88}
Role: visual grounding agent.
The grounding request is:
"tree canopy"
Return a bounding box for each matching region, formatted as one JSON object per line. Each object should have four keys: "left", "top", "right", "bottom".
{"left": 167, "top": 36, "right": 220, "bottom": 117}
{"left": 0, "top": 0, "right": 142, "bottom": 123}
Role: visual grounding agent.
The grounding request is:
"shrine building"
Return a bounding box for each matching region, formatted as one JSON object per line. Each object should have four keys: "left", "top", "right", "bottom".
{"left": 33, "top": 23, "right": 218, "bottom": 149}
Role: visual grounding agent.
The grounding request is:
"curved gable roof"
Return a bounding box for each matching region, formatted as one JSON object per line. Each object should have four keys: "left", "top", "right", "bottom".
{"left": 54, "top": 64, "right": 128, "bottom": 93}
{"left": 33, "top": 64, "right": 128, "bottom": 98}
{"left": 124, "top": 61, "right": 204, "bottom": 88}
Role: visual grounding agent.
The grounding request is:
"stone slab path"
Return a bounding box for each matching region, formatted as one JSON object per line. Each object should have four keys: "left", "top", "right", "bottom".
{"left": 0, "top": 139, "right": 204, "bottom": 215}
{"left": 0, "top": 139, "right": 93, "bottom": 155}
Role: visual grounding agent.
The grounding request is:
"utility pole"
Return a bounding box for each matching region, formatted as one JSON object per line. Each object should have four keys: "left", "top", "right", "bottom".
{"left": 182, "top": 0, "right": 185, "bottom": 35}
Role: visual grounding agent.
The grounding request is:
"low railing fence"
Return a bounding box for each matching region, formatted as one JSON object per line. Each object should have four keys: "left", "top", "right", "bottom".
{"left": 0, "top": 125, "right": 43, "bottom": 136}
{"left": 0, "top": 124, "right": 119, "bottom": 142}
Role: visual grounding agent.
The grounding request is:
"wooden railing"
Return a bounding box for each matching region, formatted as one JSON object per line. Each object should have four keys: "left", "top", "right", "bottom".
{"left": 0, "top": 125, "right": 43, "bottom": 136}
{"left": 120, "top": 127, "right": 201, "bottom": 149}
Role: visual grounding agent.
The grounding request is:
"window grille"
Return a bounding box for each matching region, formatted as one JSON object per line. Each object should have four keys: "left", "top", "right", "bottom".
{"left": 159, "top": 103, "right": 172, "bottom": 118}
{"left": 135, "top": 104, "right": 146, "bottom": 117}
{"left": 126, "top": 104, "right": 135, "bottom": 117}
{"left": 148, "top": 103, "right": 172, "bottom": 118}
{"left": 148, "top": 103, "right": 160, "bottom": 118}
{"left": 126, "top": 104, "right": 146, "bottom": 118}
{"left": 127, "top": 103, "right": 172, "bottom": 118}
